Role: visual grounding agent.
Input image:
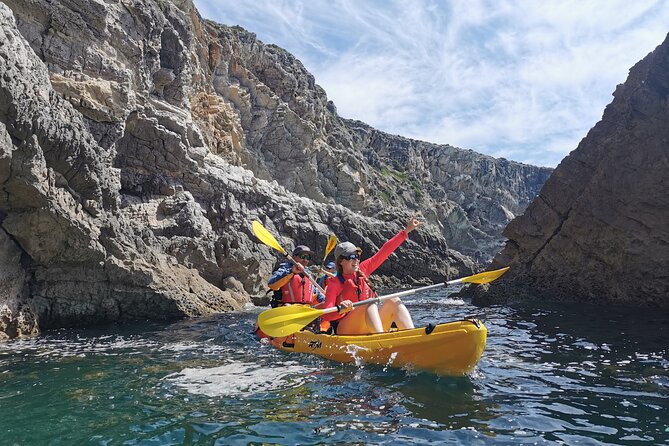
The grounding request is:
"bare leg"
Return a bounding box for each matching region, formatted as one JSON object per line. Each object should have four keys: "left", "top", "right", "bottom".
{"left": 364, "top": 304, "right": 384, "bottom": 333}
{"left": 378, "top": 297, "right": 415, "bottom": 331}
{"left": 336, "top": 304, "right": 384, "bottom": 334}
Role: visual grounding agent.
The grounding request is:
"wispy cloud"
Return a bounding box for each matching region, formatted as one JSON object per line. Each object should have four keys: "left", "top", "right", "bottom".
{"left": 194, "top": 0, "right": 669, "bottom": 167}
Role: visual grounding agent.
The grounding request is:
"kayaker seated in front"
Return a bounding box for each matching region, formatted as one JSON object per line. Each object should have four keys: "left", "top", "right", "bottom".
{"left": 321, "top": 216, "right": 420, "bottom": 335}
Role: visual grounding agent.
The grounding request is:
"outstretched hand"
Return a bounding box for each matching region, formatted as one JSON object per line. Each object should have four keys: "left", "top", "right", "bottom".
{"left": 405, "top": 213, "right": 421, "bottom": 234}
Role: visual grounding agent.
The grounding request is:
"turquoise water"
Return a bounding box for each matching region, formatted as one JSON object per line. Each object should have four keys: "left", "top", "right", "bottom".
{"left": 1, "top": 292, "right": 667, "bottom": 445}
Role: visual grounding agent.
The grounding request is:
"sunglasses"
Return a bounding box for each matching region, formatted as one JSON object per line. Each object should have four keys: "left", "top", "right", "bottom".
{"left": 342, "top": 253, "right": 360, "bottom": 260}
{"left": 298, "top": 254, "right": 312, "bottom": 260}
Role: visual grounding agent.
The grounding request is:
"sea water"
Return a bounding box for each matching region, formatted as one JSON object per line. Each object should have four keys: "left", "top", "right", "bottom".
{"left": 1, "top": 291, "right": 667, "bottom": 445}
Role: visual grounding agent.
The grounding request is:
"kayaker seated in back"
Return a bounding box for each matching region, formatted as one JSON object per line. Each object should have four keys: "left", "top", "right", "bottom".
{"left": 268, "top": 245, "right": 322, "bottom": 307}
{"left": 316, "top": 261, "right": 337, "bottom": 290}
{"left": 321, "top": 216, "right": 420, "bottom": 335}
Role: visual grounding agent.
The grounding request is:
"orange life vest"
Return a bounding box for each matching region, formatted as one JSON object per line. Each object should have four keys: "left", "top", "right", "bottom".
{"left": 281, "top": 273, "right": 316, "bottom": 304}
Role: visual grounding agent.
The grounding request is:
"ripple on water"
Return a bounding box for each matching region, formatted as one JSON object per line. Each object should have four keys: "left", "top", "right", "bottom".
{"left": 0, "top": 299, "right": 668, "bottom": 445}
{"left": 162, "top": 360, "right": 315, "bottom": 397}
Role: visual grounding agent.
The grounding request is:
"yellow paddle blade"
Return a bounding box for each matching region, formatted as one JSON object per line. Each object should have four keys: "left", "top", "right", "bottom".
{"left": 257, "top": 305, "right": 326, "bottom": 337}
{"left": 461, "top": 267, "right": 510, "bottom": 284}
{"left": 252, "top": 220, "right": 287, "bottom": 255}
{"left": 324, "top": 234, "right": 337, "bottom": 260}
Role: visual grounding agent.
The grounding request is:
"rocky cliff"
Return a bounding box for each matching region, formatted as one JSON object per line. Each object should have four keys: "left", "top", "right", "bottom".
{"left": 469, "top": 33, "right": 669, "bottom": 308}
{"left": 0, "top": 0, "right": 550, "bottom": 339}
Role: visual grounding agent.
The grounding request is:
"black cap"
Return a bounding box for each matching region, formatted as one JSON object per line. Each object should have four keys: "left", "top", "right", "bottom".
{"left": 292, "top": 245, "right": 312, "bottom": 256}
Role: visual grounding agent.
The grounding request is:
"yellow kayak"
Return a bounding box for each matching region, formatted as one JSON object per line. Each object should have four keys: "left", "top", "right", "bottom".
{"left": 269, "top": 319, "right": 487, "bottom": 376}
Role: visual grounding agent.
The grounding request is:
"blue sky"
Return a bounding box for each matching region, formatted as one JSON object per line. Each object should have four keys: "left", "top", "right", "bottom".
{"left": 193, "top": 0, "right": 669, "bottom": 167}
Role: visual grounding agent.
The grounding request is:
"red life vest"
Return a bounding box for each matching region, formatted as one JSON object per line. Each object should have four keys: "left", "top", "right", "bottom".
{"left": 281, "top": 273, "right": 316, "bottom": 304}
{"left": 335, "top": 273, "right": 374, "bottom": 303}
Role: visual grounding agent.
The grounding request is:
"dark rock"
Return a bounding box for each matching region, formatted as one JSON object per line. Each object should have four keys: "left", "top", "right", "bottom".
{"left": 468, "top": 33, "right": 669, "bottom": 308}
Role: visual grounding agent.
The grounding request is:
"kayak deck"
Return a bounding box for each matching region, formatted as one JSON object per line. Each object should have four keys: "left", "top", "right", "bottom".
{"left": 269, "top": 319, "right": 487, "bottom": 376}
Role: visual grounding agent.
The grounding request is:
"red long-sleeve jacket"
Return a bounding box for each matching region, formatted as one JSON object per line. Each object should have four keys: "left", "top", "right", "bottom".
{"left": 322, "top": 230, "right": 408, "bottom": 322}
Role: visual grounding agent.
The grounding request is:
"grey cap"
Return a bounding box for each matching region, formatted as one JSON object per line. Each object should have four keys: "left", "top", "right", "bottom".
{"left": 292, "top": 245, "right": 312, "bottom": 256}
{"left": 334, "top": 242, "right": 362, "bottom": 259}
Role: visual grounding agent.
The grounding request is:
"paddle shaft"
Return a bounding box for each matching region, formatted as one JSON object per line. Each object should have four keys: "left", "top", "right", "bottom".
{"left": 313, "top": 282, "right": 449, "bottom": 315}
{"left": 321, "top": 273, "right": 478, "bottom": 315}
{"left": 284, "top": 253, "right": 328, "bottom": 297}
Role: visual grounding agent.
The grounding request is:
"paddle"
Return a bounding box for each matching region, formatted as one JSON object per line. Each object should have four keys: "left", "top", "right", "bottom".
{"left": 257, "top": 267, "right": 510, "bottom": 337}
{"left": 323, "top": 234, "right": 337, "bottom": 264}
{"left": 316, "top": 233, "right": 338, "bottom": 279}
{"left": 252, "top": 220, "right": 327, "bottom": 296}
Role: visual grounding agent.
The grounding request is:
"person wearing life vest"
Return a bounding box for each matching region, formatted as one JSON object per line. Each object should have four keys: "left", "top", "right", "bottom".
{"left": 317, "top": 261, "right": 337, "bottom": 290}
{"left": 268, "top": 245, "right": 321, "bottom": 305}
{"left": 322, "top": 216, "right": 419, "bottom": 335}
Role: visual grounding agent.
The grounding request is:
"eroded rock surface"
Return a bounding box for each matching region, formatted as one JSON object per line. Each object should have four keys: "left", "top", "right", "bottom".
{"left": 469, "top": 33, "right": 669, "bottom": 308}
{"left": 0, "top": 0, "right": 549, "bottom": 338}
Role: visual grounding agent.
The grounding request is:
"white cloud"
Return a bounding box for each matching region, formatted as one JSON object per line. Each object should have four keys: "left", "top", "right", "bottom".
{"left": 194, "top": 0, "right": 669, "bottom": 167}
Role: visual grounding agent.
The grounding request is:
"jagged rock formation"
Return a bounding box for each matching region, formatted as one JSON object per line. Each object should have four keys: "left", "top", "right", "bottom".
{"left": 469, "top": 33, "right": 669, "bottom": 308}
{"left": 0, "top": 0, "right": 549, "bottom": 339}
{"left": 345, "top": 121, "right": 551, "bottom": 259}
{"left": 191, "top": 21, "right": 551, "bottom": 260}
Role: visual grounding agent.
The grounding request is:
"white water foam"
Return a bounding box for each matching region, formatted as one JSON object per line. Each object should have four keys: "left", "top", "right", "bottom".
{"left": 0, "top": 336, "right": 160, "bottom": 358}
{"left": 409, "top": 296, "right": 466, "bottom": 306}
{"left": 162, "top": 360, "right": 313, "bottom": 397}
{"left": 344, "top": 344, "right": 370, "bottom": 367}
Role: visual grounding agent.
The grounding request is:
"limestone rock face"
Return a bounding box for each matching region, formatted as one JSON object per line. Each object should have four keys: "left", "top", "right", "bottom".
{"left": 345, "top": 122, "right": 551, "bottom": 260}
{"left": 192, "top": 22, "right": 552, "bottom": 260}
{"left": 0, "top": 0, "right": 549, "bottom": 339}
{"left": 469, "top": 33, "right": 669, "bottom": 308}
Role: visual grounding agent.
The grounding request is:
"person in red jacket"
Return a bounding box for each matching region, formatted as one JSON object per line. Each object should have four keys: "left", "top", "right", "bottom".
{"left": 322, "top": 216, "right": 420, "bottom": 335}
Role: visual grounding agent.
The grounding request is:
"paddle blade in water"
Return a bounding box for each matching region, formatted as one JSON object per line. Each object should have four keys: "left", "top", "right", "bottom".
{"left": 257, "top": 305, "right": 325, "bottom": 337}
{"left": 461, "top": 267, "right": 510, "bottom": 284}
{"left": 252, "top": 220, "right": 286, "bottom": 255}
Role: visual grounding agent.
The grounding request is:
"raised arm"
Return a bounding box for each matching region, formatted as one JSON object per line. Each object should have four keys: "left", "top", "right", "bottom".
{"left": 360, "top": 214, "right": 421, "bottom": 275}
